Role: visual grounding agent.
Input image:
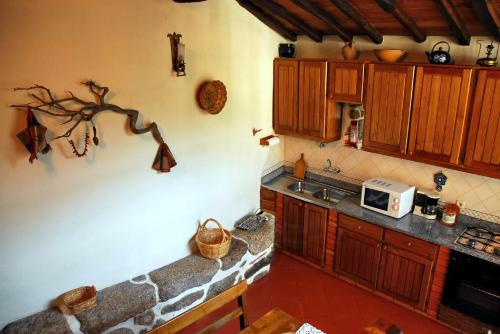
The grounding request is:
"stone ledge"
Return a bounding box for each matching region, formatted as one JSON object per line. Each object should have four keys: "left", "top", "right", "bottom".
{"left": 2, "top": 308, "right": 72, "bottom": 334}
{"left": 2, "top": 216, "right": 275, "bottom": 334}
{"left": 232, "top": 219, "right": 274, "bottom": 255}
{"left": 149, "top": 255, "right": 220, "bottom": 302}
{"left": 76, "top": 281, "right": 156, "bottom": 334}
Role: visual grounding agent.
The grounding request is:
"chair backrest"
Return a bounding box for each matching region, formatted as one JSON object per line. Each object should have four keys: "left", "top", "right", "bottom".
{"left": 149, "top": 279, "right": 248, "bottom": 334}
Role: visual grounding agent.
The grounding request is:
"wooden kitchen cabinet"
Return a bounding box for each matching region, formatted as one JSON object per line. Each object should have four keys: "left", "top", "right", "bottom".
{"left": 273, "top": 59, "right": 341, "bottom": 142}
{"left": 363, "top": 63, "right": 415, "bottom": 157}
{"left": 283, "top": 196, "right": 304, "bottom": 256}
{"left": 408, "top": 66, "right": 473, "bottom": 166}
{"left": 335, "top": 215, "right": 438, "bottom": 310}
{"left": 335, "top": 215, "right": 384, "bottom": 288}
{"left": 302, "top": 203, "right": 328, "bottom": 266}
{"left": 260, "top": 187, "right": 276, "bottom": 214}
{"left": 327, "top": 61, "right": 364, "bottom": 104}
{"left": 377, "top": 244, "right": 434, "bottom": 310}
{"left": 335, "top": 227, "right": 382, "bottom": 288}
{"left": 464, "top": 69, "right": 500, "bottom": 178}
{"left": 273, "top": 59, "right": 299, "bottom": 135}
{"left": 282, "top": 196, "right": 329, "bottom": 265}
{"left": 299, "top": 60, "right": 328, "bottom": 139}
{"left": 377, "top": 229, "right": 437, "bottom": 311}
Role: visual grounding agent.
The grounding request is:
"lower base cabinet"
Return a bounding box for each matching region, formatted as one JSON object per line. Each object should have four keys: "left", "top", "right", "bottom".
{"left": 283, "top": 196, "right": 304, "bottom": 257}
{"left": 335, "top": 227, "right": 382, "bottom": 288}
{"left": 282, "top": 195, "right": 328, "bottom": 266}
{"left": 377, "top": 244, "right": 434, "bottom": 310}
{"left": 334, "top": 214, "right": 438, "bottom": 311}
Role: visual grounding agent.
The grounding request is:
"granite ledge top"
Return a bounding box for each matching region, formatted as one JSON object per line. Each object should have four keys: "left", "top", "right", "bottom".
{"left": 263, "top": 172, "right": 500, "bottom": 266}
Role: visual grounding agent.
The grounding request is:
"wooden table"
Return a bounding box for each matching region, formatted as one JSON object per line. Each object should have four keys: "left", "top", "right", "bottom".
{"left": 239, "top": 308, "right": 303, "bottom": 334}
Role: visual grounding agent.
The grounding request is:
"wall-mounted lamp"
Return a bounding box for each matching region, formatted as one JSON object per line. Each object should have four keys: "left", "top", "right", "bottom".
{"left": 167, "top": 32, "right": 186, "bottom": 77}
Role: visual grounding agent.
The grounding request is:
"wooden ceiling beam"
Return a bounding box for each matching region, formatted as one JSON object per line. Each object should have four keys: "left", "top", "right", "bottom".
{"left": 434, "top": 0, "right": 471, "bottom": 45}
{"left": 237, "top": 0, "right": 298, "bottom": 41}
{"left": 249, "top": 0, "right": 323, "bottom": 42}
{"left": 375, "top": 0, "right": 426, "bottom": 43}
{"left": 327, "top": 0, "right": 383, "bottom": 44}
{"left": 472, "top": 0, "right": 500, "bottom": 40}
{"left": 290, "top": 0, "right": 353, "bottom": 42}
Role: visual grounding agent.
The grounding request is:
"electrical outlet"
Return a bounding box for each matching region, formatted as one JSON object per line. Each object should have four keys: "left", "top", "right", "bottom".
{"left": 456, "top": 200, "right": 466, "bottom": 210}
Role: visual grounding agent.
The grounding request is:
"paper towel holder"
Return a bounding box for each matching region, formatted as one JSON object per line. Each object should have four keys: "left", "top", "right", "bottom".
{"left": 260, "top": 135, "right": 278, "bottom": 146}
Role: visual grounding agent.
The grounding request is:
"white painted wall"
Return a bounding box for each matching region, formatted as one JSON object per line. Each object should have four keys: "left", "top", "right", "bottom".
{"left": 0, "top": 0, "right": 284, "bottom": 327}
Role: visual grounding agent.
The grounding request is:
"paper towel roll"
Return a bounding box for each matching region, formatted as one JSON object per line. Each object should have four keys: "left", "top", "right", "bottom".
{"left": 267, "top": 136, "right": 280, "bottom": 146}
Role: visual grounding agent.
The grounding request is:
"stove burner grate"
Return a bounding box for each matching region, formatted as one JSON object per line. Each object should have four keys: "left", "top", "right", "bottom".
{"left": 455, "top": 227, "right": 500, "bottom": 258}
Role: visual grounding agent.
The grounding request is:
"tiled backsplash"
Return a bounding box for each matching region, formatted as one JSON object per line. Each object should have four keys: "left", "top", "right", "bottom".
{"left": 283, "top": 136, "right": 500, "bottom": 222}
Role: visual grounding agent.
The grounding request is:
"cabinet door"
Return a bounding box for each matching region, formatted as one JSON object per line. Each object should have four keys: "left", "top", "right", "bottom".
{"left": 363, "top": 64, "right": 415, "bottom": 157}
{"left": 328, "top": 62, "right": 364, "bottom": 104}
{"left": 298, "top": 61, "right": 327, "bottom": 138}
{"left": 377, "top": 244, "right": 434, "bottom": 310}
{"left": 334, "top": 227, "right": 382, "bottom": 288}
{"left": 283, "top": 196, "right": 304, "bottom": 256}
{"left": 464, "top": 69, "right": 500, "bottom": 177}
{"left": 302, "top": 203, "right": 328, "bottom": 266}
{"left": 408, "top": 66, "right": 473, "bottom": 166}
{"left": 273, "top": 59, "right": 298, "bottom": 135}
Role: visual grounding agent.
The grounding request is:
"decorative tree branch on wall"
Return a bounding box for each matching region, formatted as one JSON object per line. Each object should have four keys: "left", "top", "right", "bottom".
{"left": 11, "top": 80, "right": 177, "bottom": 173}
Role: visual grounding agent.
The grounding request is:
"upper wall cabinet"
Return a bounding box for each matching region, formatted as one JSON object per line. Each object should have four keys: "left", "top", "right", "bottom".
{"left": 299, "top": 61, "right": 327, "bottom": 138}
{"left": 273, "top": 59, "right": 341, "bottom": 142}
{"left": 408, "top": 66, "right": 473, "bottom": 166}
{"left": 327, "top": 61, "right": 364, "bottom": 104}
{"left": 273, "top": 59, "right": 298, "bottom": 135}
{"left": 363, "top": 63, "right": 415, "bottom": 157}
{"left": 464, "top": 69, "right": 500, "bottom": 177}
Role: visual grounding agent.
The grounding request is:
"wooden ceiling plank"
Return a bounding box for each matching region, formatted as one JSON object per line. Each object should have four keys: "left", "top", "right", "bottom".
{"left": 434, "top": 0, "right": 471, "bottom": 45}
{"left": 374, "top": 0, "right": 426, "bottom": 43}
{"left": 237, "top": 0, "right": 298, "bottom": 41}
{"left": 290, "top": 0, "right": 353, "bottom": 42}
{"left": 327, "top": 0, "right": 383, "bottom": 44}
{"left": 249, "top": 0, "right": 323, "bottom": 42}
{"left": 472, "top": 0, "right": 500, "bottom": 40}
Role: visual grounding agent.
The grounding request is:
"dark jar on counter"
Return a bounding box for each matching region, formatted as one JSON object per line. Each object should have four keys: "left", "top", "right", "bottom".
{"left": 440, "top": 203, "right": 460, "bottom": 226}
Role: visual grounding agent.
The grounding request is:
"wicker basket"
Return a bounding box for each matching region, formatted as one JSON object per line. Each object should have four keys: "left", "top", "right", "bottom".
{"left": 60, "top": 286, "right": 97, "bottom": 314}
{"left": 197, "top": 80, "right": 227, "bottom": 114}
{"left": 195, "top": 218, "right": 232, "bottom": 259}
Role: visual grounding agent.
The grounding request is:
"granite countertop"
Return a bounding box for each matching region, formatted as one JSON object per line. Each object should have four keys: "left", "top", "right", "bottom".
{"left": 262, "top": 172, "right": 500, "bottom": 266}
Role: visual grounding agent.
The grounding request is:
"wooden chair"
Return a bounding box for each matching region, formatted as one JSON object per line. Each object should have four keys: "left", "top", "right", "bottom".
{"left": 149, "top": 280, "right": 249, "bottom": 334}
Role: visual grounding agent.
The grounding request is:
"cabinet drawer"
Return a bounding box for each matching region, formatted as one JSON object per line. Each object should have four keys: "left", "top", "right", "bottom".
{"left": 260, "top": 187, "right": 276, "bottom": 201}
{"left": 384, "top": 230, "right": 437, "bottom": 260}
{"left": 261, "top": 199, "right": 276, "bottom": 212}
{"left": 338, "top": 214, "right": 383, "bottom": 240}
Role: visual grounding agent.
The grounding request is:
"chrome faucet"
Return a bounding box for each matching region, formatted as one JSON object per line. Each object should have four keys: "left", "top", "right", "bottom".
{"left": 323, "top": 159, "right": 341, "bottom": 174}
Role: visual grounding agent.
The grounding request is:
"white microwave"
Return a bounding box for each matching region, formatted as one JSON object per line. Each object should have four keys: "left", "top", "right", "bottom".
{"left": 361, "top": 178, "right": 415, "bottom": 218}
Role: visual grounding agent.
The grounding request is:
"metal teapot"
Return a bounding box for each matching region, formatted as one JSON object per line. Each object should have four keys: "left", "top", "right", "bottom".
{"left": 426, "top": 41, "right": 452, "bottom": 64}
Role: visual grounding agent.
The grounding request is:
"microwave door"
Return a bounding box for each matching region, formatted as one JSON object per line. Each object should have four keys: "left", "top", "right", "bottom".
{"left": 364, "top": 189, "right": 390, "bottom": 211}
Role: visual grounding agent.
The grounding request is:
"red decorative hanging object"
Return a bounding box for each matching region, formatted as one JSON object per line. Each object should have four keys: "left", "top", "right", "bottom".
{"left": 16, "top": 107, "right": 51, "bottom": 163}
{"left": 152, "top": 142, "right": 177, "bottom": 172}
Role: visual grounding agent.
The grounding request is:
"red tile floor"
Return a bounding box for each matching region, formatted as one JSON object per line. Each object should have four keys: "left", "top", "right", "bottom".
{"left": 180, "top": 252, "right": 459, "bottom": 333}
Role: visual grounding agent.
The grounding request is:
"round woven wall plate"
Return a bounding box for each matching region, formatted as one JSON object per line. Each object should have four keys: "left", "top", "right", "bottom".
{"left": 197, "top": 80, "right": 227, "bottom": 114}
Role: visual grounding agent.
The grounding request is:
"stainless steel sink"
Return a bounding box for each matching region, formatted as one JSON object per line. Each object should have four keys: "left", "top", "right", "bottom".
{"left": 286, "top": 181, "right": 317, "bottom": 194}
{"left": 312, "top": 187, "right": 357, "bottom": 203}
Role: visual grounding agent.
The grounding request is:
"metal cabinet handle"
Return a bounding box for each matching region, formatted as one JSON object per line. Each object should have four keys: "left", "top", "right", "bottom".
{"left": 383, "top": 245, "right": 387, "bottom": 250}
{"left": 407, "top": 242, "right": 412, "bottom": 247}
{"left": 377, "top": 242, "right": 382, "bottom": 248}
{"left": 357, "top": 225, "right": 362, "bottom": 230}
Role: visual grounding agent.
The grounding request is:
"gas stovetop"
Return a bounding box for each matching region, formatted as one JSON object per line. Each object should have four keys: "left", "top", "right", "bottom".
{"left": 455, "top": 227, "right": 500, "bottom": 257}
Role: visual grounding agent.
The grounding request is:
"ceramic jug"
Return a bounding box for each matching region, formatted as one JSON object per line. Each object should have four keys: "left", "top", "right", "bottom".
{"left": 342, "top": 41, "right": 358, "bottom": 60}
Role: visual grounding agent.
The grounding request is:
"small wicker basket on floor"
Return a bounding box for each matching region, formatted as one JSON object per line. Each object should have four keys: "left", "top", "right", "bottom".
{"left": 60, "top": 285, "right": 97, "bottom": 314}
{"left": 195, "top": 218, "right": 232, "bottom": 259}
